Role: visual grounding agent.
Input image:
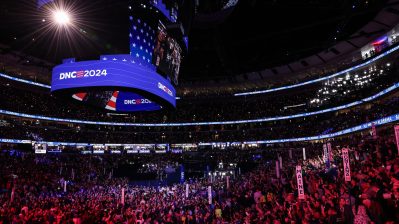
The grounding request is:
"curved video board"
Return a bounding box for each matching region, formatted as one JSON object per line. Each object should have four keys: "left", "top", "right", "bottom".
{"left": 51, "top": 56, "right": 176, "bottom": 112}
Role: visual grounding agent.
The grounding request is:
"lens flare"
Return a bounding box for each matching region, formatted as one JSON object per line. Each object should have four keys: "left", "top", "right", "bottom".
{"left": 53, "top": 10, "right": 71, "bottom": 26}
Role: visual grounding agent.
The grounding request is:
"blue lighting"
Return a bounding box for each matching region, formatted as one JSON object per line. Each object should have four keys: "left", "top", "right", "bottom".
{"left": 1, "top": 43, "right": 399, "bottom": 99}
{"left": 1, "top": 113, "right": 398, "bottom": 145}
{"left": 234, "top": 45, "right": 399, "bottom": 96}
{"left": 0, "top": 82, "right": 397, "bottom": 126}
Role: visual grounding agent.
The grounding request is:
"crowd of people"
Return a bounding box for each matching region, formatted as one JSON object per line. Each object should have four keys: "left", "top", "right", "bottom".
{"left": 0, "top": 54, "right": 398, "bottom": 144}
{"left": 0, "top": 33, "right": 399, "bottom": 223}
{"left": 0, "top": 129, "right": 398, "bottom": 223}
{"left": 0, "top": 93, "right": 398, "bottom": 144}
{"left": 0, "top": 49, "right": 398, "bottom": 124}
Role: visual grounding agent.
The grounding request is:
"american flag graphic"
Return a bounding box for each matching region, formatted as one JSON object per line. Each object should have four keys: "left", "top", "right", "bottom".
{"left": 129, "top": 16, "right": 156, "bottom": 70}
{"left": 76, "top": 70, "right": 84, "bottom": 78}
{"left": 72, "top": 92, "right": 87, "bottom": 101}
{"left": 105, "top": 91, "right": 119, "bottom": 111}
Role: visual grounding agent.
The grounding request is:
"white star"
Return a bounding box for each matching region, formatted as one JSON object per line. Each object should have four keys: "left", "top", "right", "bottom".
{"left": 132, "top": 43, "right": 136, "bottom": 47}
{"left": 136, "top": 53, "right": 139, "bottom": 57}
{"left": 102, "top": 57, "right": 107, "bottom": 60}
{"left": 112, "top": 58, "right": 117, "bottom": 61}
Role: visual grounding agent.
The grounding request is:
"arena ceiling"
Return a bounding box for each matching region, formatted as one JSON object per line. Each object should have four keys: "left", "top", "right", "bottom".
{"left": 0, "top": 0, "right": 390, "bottom": 82}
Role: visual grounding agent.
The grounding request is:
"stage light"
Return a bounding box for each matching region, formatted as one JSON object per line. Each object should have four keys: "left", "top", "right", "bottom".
{"left": 53, "top": 10, "right": 71, "bottom": 26}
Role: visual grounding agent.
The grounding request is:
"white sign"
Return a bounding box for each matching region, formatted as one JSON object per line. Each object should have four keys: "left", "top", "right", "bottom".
{"left": 296, "top": 166, "right": 305, "bottom": 200}
{"left": 327, "top": 143, "right": 333, "bottom": 161}
{"left": 208, "top": 186, "right": 212, "bottom": 205}
{"left": 185, "top": 184, "right": 189, "bottom": 198}
{"left": 303, "top": 148, "right": 306, "bottom": 160}
{"left": 323, "top": 144, "right": 328, "bottom": 163}
{"left": 342, "top": 148, "right": 351, "bottom": 182}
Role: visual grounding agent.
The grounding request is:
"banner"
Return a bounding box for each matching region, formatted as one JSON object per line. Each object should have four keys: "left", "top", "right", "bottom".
{"left": 354, "top": 151, "right": 359, "bottom": 161}
{"left": 279, "top": 156, "right": 283, "bottom": 169}
{"left": 371, "top": 122, "right": 377, "bottom": 139}
{"left": 276, "top": 160, "right": 280, "bottom": 178}
{"left": 10, "top": 187, "right": 15, "bottom": 203}
{"left": 185, "top": 184, "right": 189, "bottom": 198}
{"left": 327, "top": 143, "right": 333, "bottom": 161}
{"left": 303, "top": 148, "right": 306, "bottom": 160}
{"left": 323, "top": 144, "right": 328, "bottom": 163}
{"left": 226, "top": 176, "right": 230, "bottom": 189}
{"left": 395, "top": 125, "right": 399, "bottom": 154}
{"left": 64, "top": 180, "right": 67, "bottom": 193}
{"left": 342, "top": 148, "right": 351, "bottom": 181}
{"left": 180, "top": 165, "right": 185, "bottom": 184}
{"left": 208, "top": 186, "right": 212, "bottom": 205}
{"left": 296, "top": 166, "right": 305, "bottom": 200}
{"left": 121, "top": 187, "right": 125, "bottom": 205}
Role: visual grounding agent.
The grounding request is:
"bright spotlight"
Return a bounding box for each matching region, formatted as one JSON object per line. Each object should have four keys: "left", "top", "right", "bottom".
{"left": 53, "top": 10, "right": 71, "bottom": 26}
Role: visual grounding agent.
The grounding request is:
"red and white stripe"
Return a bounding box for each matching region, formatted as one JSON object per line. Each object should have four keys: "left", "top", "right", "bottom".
{"left": 72, "top": 92, "right": 87, "bottom": 101}
{"left": 105, "top": 91, "right": 119, "bottom": 111}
